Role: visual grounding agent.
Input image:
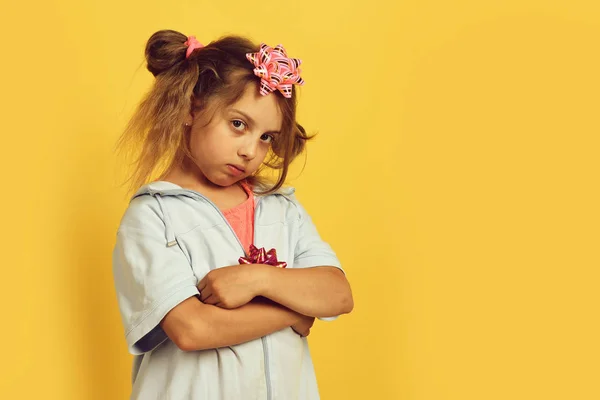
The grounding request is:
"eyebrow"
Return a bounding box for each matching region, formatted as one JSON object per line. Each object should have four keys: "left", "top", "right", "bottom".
{"left": 230, "top": 109, "right": 281, "bottom": 134}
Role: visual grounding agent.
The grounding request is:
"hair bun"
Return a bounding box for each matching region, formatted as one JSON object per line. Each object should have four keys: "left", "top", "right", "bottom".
{"left": 145, "top": 29, "right": 188, "bottom": 77}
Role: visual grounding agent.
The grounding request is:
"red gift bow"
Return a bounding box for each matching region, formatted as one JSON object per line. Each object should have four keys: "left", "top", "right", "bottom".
{"left": 239, "top": 244, "right": 287, "bottom": 268}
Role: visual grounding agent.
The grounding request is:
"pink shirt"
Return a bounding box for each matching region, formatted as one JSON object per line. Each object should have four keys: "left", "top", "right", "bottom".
{"left": 221, "top": 180, "right": 254, "bottom": 255}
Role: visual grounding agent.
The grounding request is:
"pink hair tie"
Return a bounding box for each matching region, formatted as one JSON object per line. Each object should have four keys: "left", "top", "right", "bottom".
{"left": 246, "top": 43, "right": 304, "bottom": 98}
{"left": 184, "top": 35, "right": 204, "bottom": 58}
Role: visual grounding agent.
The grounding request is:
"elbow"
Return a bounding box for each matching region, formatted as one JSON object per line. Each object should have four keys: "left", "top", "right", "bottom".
{"left": 173, "top": 327, "right": 199, "bottom": 352}
{"left": 172, "top": 320, "right": 211, "bottom": 352}
{"left": 175, "top": 329, "right": 213, "bottom": 352}
{"left": 340, "top": 292, "right": 354, "bottom": 314}
{"left": 338, "top": 272, "right": 354, "bottom": 314}
{"left": 320, "top": 292, "right": 353, "bottom": 318}
{"left": 161, "top": 296, "right": 214, "bottom": 352}
{"left": 176, "top": 336, "right": 197, "bottom": 352}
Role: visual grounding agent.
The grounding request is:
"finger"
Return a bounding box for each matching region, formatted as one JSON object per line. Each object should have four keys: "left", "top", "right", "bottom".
{"left": 197, "top": 277, "right": 207, "bottom": 291}
{"left": 200, "top": 289, "right": 213, "bottom": 302}
{"left": 204, "top": 294, "right": 219, "bottom": 305}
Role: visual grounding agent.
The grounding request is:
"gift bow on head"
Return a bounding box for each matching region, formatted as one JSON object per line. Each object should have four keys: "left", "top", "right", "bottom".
{"left": 246, "top": 43, "right": 304, "bottom": 99}
{"left": 239, "top": 244, "right": 288, "bottom": 268}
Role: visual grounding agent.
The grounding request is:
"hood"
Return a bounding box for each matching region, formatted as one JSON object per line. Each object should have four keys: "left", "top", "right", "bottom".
{"left": 131, "top": 180, "right": 296, "bottom": 202}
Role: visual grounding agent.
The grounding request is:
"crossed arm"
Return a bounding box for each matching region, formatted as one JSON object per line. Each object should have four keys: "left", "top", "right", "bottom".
{"left": 160, "top": 264, "right": 353, "bottom": 352}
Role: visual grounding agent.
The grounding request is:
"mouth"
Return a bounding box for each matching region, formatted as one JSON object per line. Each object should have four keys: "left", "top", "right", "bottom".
{"left": 227, "top": 164, "right": 246, "bottom": 173}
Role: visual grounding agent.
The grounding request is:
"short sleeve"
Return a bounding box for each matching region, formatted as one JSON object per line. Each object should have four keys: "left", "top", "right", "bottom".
{"left": 112, "top": 199, "right": 200, "bottom": 355}
{"left": 290, "top": 193, "right": 344, "bottom": 272}
{"left": 289, "top": 193, "right": 345, "bottom": 321}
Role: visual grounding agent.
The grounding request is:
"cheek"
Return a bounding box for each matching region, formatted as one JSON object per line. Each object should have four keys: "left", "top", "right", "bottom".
{"left": 191, "top": 128, "right": 229, "bottom": 156}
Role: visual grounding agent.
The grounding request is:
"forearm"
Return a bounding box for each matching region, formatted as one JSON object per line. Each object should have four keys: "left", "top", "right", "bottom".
{"left": 256, "top": 265, "right": 354, "bottom": 318}
{"left": 185, "top": 297, "right": 301, "bottom": 351}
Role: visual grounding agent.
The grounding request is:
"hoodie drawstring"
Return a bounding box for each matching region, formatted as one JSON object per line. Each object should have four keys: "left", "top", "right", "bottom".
{"left": 153, "top": 193, "right": 177, "bottom": 247}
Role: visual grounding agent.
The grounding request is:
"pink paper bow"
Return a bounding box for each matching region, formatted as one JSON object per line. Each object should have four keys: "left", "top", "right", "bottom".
{"left": 239, "top": 244, "right": 288, "bottom": 268}
{"left": 185, "top": 35, "right": 204, "bottom": 59}
{"left": 246, "top": 43, "right": 304, "bottom": 98}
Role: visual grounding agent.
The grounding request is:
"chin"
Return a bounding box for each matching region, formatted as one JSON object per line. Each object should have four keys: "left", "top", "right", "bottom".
{"left": 208, "top": 174, "right": 243, "bottom": 188}
{"left": 209, "top": 179, "right": 231, "bottom": 188}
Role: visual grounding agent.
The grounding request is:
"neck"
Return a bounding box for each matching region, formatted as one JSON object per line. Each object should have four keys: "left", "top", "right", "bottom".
{"left": 162, "top": 156, "right": 245, "bottom": 193}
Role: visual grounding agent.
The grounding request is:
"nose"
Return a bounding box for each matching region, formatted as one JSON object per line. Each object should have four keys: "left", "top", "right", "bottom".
{"left": 237, "top": 136, "right": 258, "bottom": 160}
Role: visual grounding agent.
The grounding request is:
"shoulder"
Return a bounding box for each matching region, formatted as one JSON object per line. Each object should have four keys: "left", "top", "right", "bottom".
{"left": 254, "top": 184, "right": 310, "bottom": 223}
{"left": 117, "top": 191, "right": 165, "bottom": 235}
{"left": 119, "top": 180, "right": 191, "bottom": 231}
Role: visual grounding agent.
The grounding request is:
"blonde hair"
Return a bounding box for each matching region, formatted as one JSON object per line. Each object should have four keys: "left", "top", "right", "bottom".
{"left": 115, "top": 29, "right": 313, "bottom": 197}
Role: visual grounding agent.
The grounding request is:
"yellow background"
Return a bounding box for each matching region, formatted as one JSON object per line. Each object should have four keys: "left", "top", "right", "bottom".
{"left": 1, "top": 0, "right": 599, "bottom": 399}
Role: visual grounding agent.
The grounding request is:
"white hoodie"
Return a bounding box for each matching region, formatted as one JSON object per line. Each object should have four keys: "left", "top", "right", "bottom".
{"left": 112, "top": 181, "right": 343, "bottom": 399}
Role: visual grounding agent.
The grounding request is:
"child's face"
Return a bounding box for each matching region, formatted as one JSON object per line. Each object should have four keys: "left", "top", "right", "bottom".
{"left": 188, "top": 82, "right": 283, "bottom": 188}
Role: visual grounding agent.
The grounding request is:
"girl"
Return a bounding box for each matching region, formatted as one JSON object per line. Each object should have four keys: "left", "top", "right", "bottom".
{"left": 112, "top": 29, "right": 353, "bottom": 400}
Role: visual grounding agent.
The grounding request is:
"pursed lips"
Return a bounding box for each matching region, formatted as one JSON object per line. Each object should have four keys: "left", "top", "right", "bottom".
{"left": 228, "top": 164, "right": 246, "bottom": 172}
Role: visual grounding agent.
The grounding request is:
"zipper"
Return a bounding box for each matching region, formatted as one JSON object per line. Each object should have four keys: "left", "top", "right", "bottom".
{"left": 202, "top": 194, "right": 248, "bottom": 258}
{"left": 253, "top": 197, "right": 272, "bottom": 400}
{"left": 262, "top": 336, "right": 272, "bottom": 400}
{"left": 204, "top": 192, "right": 272, "bottom": 399}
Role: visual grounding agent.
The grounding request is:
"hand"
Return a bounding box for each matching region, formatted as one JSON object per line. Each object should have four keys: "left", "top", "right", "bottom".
{"left": 197, "top": 264, "right": 265, "bottom": 309}
{"left": 291, "top": 314, "right": 315, "bottom": 337}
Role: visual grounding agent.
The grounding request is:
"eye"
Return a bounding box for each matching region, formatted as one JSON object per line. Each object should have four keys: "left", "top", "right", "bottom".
{"left": 261, "top": 133, "right": 275, "bottom": 143}
{"left": 231, "top": 119, "right": 246, "bottom": 131}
